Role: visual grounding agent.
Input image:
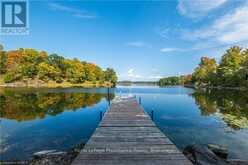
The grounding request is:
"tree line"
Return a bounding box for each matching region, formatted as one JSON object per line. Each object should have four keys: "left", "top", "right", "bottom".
{"left": 0, "top": 45, "right": 117, "bottom": 87}
{"left": 159, "top": 46, "right": 248, "bottom": 88}
{"left": 158, "top": 75, "right": 192, "bottom": 86}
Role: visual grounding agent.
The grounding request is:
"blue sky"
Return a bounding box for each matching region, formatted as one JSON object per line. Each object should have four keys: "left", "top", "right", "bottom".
{"left": 1, "top": 0, "right": 248, "bottom": 81}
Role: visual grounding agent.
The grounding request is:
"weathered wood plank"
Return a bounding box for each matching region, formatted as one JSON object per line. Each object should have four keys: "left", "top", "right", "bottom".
{"left": 73, "top": 160, "right": 192, "bottom": 165}
{"left": 74, "top": 153, "right": 187, "bottom": 159}
{"left": 89, "top": 136, "right": 172, "bottom": 142}
{"left": 93, "top": 126, "right": 162, "bottom": 132}
{"left": 71, "top": 97, "right": 192, "bottom": 165}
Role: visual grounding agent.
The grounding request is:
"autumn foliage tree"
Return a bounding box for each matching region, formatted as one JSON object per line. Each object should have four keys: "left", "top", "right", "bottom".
{"left": 104, "top": 68, "right": 118, "bottom": 86}
{"left": 0, "top": 46, "right": 117, "bottom": 87}
{"left": 192, "top": 57, "right": 217, "bottom": 86}
{"left": 192, "top": 46, "right": 248, "bottom": 88}
{"left": 0, "top": 46, "right": 7, "bottom": 74}
{"left": 159, "top": 46, "right": 248, "bottom": 88}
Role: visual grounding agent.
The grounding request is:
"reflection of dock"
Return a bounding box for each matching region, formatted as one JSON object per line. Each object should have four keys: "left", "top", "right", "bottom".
{"left": 72, "top": 97, "right": 192, "bottom": 165}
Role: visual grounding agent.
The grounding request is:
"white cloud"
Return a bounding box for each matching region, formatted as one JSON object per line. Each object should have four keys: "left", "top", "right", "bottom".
{"left": 160, "top": 47, "right": 184, "bottom": 53}
{"left": 177, "top": 0, "right": 227, "bottom": 18}
{"left": 214, "top": 6, "right": 248, "bottom": 44}
{"left": 73, "top": 13, "right": 97, "bottom": 19}
{"left": 183, "top": 3, "right": 248, "bottom": 45}
{"left": 148, "top": 75, "right": 163, "bottom": 79}
{"left": 127, "top": 68, "right": 142, "bottom": 78}
{"left": 126, "top": 41, "right": 151, "bottom": 48}
{"left": 118, "top": 69, "right": 163, "bottom": 81}
{"left": 49, "top": 3, "right": 97, "bottom": 19}
{"left": 172, "top": 1, "right": 248, "bottom": 56}
{"left": 127, "top": 68, "right": 134, "bottom": 76}
{"left": 155, "top": 28, "right": 170, "bottom": 38}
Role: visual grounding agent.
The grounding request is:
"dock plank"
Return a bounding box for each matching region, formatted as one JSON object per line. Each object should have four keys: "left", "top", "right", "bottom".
{"left": 72, "top": 97, "right": 192, "bottom": 165}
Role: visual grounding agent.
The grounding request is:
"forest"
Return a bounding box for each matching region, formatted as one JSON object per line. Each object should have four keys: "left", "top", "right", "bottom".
{"left": 0, "top": 45, "right": 117, "bottom": 87}
{"left": 159, "top": 46, "right": 248, "bottom": 88}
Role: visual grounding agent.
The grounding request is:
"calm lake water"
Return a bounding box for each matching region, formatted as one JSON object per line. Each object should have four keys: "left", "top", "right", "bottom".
{"left": 1, "top": 86, "right": 248, "bottom": 161}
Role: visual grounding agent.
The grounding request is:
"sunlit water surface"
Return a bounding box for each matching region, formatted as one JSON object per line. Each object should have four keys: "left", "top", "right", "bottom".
{"left": 1, "top": 86, "right": 248, "bottom": 160}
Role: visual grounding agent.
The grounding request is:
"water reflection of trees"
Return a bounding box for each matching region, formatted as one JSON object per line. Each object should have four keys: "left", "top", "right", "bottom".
{"left": 0, "top": 89, "right": 114, "bottom": 121}
{"left": 192, "top": 89, "right": 248, "bottom": 129}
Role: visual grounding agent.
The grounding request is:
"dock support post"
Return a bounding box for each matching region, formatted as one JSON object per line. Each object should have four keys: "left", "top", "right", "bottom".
{"left": 151, "top": 110, "right": 154, "bottom": 121}
{"left": 99, "top": 111, "right": 103, "bottom": 121}
{"left": 139, "top": 97, "right": 141, "bottom": 105}
{"left": 107, "top": 88, "right": 111, "bottom": 106}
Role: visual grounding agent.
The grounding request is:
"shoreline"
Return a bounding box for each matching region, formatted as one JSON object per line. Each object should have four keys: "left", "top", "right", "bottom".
{"left": 1, "top": 82, "right": 247, "bottom": 91}
{"left": 158, "top": 84, "right": 248, "bottom": 91}
{"left": 0, "top": 81, "right": 114, "bottom": 89}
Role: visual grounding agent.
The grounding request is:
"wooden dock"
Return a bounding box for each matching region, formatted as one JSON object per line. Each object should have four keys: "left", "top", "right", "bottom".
{"left": 72, "top": 97, "right": 192, "bottom": 165}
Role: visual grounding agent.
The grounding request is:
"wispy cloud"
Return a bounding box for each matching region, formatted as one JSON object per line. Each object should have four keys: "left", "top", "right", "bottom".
{"left": 160, "top": 47, "right": 184, "bottom": 53}
{"left": 127, "top": 68, "right": 142, "bottom": 78}
{"left": 183, "top": 2, "right": 248, "bottom": 45}
{"left": 177, "top": 0, "right": 227, "bottom": 19}
{"left": 160, "top": 42, "right": 248, "bottom": 55}
{"left": 158, "top": 1, "right": 248, "bottom": 56}
{"left": 49, "top": 2, "right": 97, "bottom": 19}
{"left": 118, "top": 68, "right": 163, "bottom": 81}
{"left": 155, "top": 28, "right": 171, "bottom": 38}
{"left": 126, "top": 41, "right": 151, "bottom": 48}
